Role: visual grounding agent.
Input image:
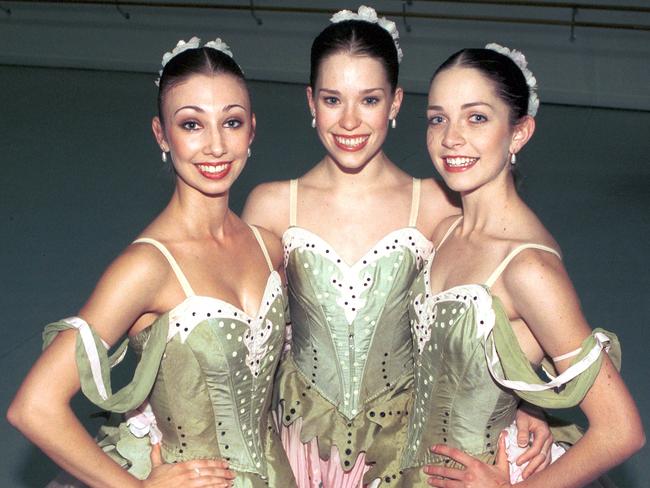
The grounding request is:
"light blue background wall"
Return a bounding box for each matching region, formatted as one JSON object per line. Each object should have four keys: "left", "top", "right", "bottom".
{"left": 1, "top": 63, "right": 648, "bottom": 488}
{"left": 1, "top": 1, "right": 648, "bottom": 486}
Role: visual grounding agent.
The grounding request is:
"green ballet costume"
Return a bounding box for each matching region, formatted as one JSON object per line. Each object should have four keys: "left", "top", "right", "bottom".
{"left": 43, "top": 226, "right": 296, "bottom": 487}
{"left": 275, "top": 178, "right": 434, "bottom": 485}
{"left": 400, "top": 217, "right": 621, "bottom": 485}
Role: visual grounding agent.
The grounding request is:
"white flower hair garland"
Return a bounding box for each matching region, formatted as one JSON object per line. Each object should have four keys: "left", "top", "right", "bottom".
{"left": 330, "top": 5, "right": 404, "bottom": 63}
{"left": 155, "top": 36, "right": 235, "bottom": 86}
{"left": 485, "top": 43, "right": 539, "bottom": 117}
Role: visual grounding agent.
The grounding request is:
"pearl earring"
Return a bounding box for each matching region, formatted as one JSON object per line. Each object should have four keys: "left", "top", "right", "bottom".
{"left": 311, "top": 113, "right": 316, "bottom": 128}
{"left": 161, "top": 151, "right": 167, "bottom": 163}
{"left": 247, "top": 147, "right": 252, "bottom": 158}
{"left": 390, "top": 118, "right": 396, "bottom": 129}
{"left": 510, "top": 153, "right": 517, "bottom": 165}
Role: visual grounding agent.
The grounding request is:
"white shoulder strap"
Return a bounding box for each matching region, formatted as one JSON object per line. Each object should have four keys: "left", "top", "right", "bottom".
{"left": 289, "top": 179, "right": 298, "bottom": 227}
{"left": 132, "top": 238, "right": 196, "bottom": 298}
{"left": 435, "top": 215, "right": 463, "bottom": 251}
{"left": 485, "top": 243, "right": 561, "bottom": 288}
{"left": 408, "top": 178, "right": 421, "bottom": 227}
{"left": 249, "top": 225, "right": 274, "bottom": 272}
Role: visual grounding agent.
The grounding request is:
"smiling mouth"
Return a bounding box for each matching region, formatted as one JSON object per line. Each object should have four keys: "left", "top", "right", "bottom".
{"left": 195, "top": 162, "right": 232, "bottom": 179}
{"left": 443, "top": 156, "right": 479, "bottom": 172}
{"left": 333, "top": 135, "right": 370, "bottom": 152}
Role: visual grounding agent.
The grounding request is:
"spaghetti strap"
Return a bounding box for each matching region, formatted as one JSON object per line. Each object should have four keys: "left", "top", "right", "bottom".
{"left": 289, "top": 179, "right": 298, "bottom": 227}
{"left": 435, "top": 216, "right": 464, "bottom": 251}
{"left": 249, "top": 225, "right": 274, "bottom": 272}
{"left": 485, "top": 243, "right": 561, "bottom": 288}
{"left": 132, "top": 238, "right": 196, "bottom": 298}
{"left": 408, "top": 178, "right": 421, "bottom": 227}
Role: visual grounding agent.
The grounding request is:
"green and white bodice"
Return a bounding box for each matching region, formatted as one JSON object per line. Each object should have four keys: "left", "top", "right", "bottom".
{"left": 130, "top": 274, "right": 287, "bottom": 474}
{"left": 282, "top": 226, "right": 433, "bottom": 420}
{"left": 43, "top": 230, "right": 297, "bottom": 487}
{"left": 400, "top": 243, "right": 621, "bottom": 481}
{"left": 401, "top": 263, "right": 518, "bottom": 469}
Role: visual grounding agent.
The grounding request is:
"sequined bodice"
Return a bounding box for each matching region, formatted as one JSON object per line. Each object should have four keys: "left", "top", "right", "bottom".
{"left": 283, "top": 226, "right": 433, "bottom": 419}
{"left": 400, "top": 257, "right": 518, "bottom": 468}
{"left": 132, "top": 271, "right": 287, "bottom": 477}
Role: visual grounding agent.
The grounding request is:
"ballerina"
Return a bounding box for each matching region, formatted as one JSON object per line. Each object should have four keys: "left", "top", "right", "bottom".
{"left": 400, "top": 44, "right": 645, "bottom": 487}
{"left": 243, "top": 7, "right": 553, "bottom": 487}
{"left": 8, "top": 37, "right": 296, "bottom": 488}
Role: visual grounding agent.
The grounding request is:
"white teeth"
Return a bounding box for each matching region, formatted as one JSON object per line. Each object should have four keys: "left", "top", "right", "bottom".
{"left": 197, "top": 163, "right": 228, "bottom": 173}
{"left": 334, "top": 135, "right": 369, "bottom": 148}
{"left": 445, "top": 157, "right": 478, "bottom": 167}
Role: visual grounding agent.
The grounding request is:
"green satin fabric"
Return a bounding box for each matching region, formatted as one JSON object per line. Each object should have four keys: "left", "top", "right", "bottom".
{"left": 283, "top": 227, "right": 431, "bottom": 420}
{"left": 401, "top": 271, "right": 619, "bottom": 481}
{"left": 43, "top": 287, "right": 296, "bottom": 487}
{"left": 43, "top": 319, "right": 166, "bottom": 413}
{"left": 490, "top": 294, "right": 621, "bottom": 408}
{"left": 401, "top": 282, "right": 518, "bottom": 470}
{"left": 278, "top": 226, "right": 432, "bottom": 479}
{"left": 275, "top": 355, "right": 412, "bottom": 481}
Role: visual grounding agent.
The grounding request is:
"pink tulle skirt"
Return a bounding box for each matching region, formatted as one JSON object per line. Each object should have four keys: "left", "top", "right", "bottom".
{"left": 280, "top": 417, "right": 380, "bottom": 488}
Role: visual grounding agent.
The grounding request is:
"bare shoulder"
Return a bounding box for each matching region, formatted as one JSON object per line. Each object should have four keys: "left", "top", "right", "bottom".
{"left": 242, "top": 180, "right": 291, "bottom": 237}
{"left": 78, "top": 241, "right": 172, "bottom": 342}
{"left": 502, "top": 244, "right": 566, "bottom": 292}
{"left": 430, "top": 213, "right": 464, "bottom": 247}
{"left": 418, "top": 177, "right": 461, "bottom": 236}
{"left": 251, "top": 225, "right": 284, "bottom": 272}
{"left": 499, "top": 211, "right": 565, "bottom": 294}
{"left": 499, "top": 238, "right": 593, "bottom": 357}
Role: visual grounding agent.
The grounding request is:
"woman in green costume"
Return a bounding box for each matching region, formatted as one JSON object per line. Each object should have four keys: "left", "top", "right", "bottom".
{"left": 243, "top": 6, "right": 553, "bottom": 487}
{"left": 8, "top": 37, "right": 296, "bottom": 488}
{"left": 399, "top": 44, "right": 645, "bottom": 487}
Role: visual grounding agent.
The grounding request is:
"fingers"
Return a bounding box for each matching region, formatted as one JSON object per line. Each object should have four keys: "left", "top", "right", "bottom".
{"left": 424, "top": 463, "right": 464, "bottom": 481}
{"left": 184, "top": 460, "right": 236, "bottom": 482}
{"left": 520, "top": 438, "right": 553, "bottom": 479}
{"left": 150, "top": 442, "right": 163, "bottom": 467}
{"left": 515, "top": 420, "right": 530, "bottom": 448}
{"left": 430, "top": 444, "right": 474, "bottom": 467}
{"left": 424, "top": 465, "right": 464, "bottom": 487}
{"left": 494, "top": 432, "right": 510, "bottom": 474}
{"left": 515, "top": 420, "right": 548, "bottom": 466}
{"left": 427, "top": 475, "right": 463, "bottom": 487}
{"left": 189, "top": 459, "right": 234, "bottom": 473}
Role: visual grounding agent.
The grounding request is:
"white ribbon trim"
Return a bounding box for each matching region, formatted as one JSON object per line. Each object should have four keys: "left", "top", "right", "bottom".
{"left": 552, "top": 347, "right": 582, "bottom": 363}
{"left": 62, "top": 316, "right": 109, "bottom": 401}
{"left": 486, "top": 330, "right": 611, "bottom": 392}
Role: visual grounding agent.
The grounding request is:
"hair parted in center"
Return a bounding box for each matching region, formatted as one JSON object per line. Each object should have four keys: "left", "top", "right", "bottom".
{"left": 157, "top": 47, "right": 246, "bottom": 125}
{"left": 310, "top": 20, "right": 400, "bottom": 92}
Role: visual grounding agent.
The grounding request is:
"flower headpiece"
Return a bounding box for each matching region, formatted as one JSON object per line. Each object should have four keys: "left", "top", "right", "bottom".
{"left": 330, "top": 5, "right": 403, "bottom": 63}
{"left": 155, "top": 36, "right": 235, "bottom": 87}
{"left": 485, "top": 43, "right": 539, "bottom": 117}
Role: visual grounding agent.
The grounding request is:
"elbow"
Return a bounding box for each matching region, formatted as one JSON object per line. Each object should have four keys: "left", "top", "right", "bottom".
{"left": 7, "top": 394, "right": 47, "bottom": 437}
{"left": 631, "top": 428, "right": 646, "bottom": 455}
{"left": 620, "top": 412, "right": 646, "bottom": 456}
{"left": 611, "top": 418, "right": 646, "bottom": 461}
{"left": 6, "top": 398, "right": 28, "bottom": 433}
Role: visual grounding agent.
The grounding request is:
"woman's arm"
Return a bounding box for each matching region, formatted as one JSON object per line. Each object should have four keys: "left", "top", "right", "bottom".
{"left": 425, "top": 251, "right": 645, "bottom": 488}
{"left": 7, "top": 247, "right": 234, "bottom": 488}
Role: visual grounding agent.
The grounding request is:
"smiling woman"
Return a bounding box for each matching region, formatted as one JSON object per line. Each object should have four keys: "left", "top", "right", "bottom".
{"left": 152, "top": 73, "right": 253, "bottom": 195}
{"left": 242, "top": 6, "right": 553, "bottom": 488}
{"left": 7, "top": 37, "right": 296, "bottom": 488}
{"left": 398, "top": 45, "right": 645, "bottom": 488}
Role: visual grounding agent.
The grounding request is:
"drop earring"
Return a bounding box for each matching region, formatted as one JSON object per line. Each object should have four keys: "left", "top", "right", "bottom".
{"left": 247, "top": 147, "right": 252, "bottom": 158}
{"left": 161, "top": 151, "right": 167, "bottom": 163}
{"left": 510, "top": 153, "right": 517, "bottom": 165}
{"left": 390, "top": 118, "right": 396, "bottom": 129}
{"left": 311, "top": 113, "right": 316, "bottom": 128}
